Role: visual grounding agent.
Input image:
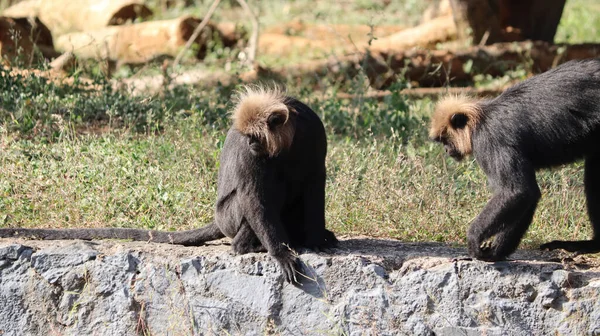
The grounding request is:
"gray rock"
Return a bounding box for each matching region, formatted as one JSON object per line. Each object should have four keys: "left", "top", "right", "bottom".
{"left": 0, "top": 244, "right": 30, "bottom": 260}
{"left": 0, "top": 238, "right": 598, "bottom": 336}
{"left": 31, "top": 241, "right": 98, "bottom": 284}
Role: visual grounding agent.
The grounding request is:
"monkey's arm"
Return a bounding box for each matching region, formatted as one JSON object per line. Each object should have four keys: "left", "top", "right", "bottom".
{"left": 241, "top": 179, "right": 298, "bottom": 283}
{"left": 467, "top": 160, "right": 541, "bottom": 260}
{"left": 0, "top": 223, "right": 224, "bottom": 246}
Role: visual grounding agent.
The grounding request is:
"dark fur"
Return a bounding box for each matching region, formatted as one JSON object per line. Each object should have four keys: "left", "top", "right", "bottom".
{"left": 431, "top": 58, "right": 600, "bottom": 260}
{"left": 0, "top": 92, "right": 338, "bottom": 282}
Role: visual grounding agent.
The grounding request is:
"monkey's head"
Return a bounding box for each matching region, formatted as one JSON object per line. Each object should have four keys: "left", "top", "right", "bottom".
{"left": 232, "top": 86, "right": 297, "bottom": 157}
{"left": 429, "top": 95, "right": 482, "bottom": 161}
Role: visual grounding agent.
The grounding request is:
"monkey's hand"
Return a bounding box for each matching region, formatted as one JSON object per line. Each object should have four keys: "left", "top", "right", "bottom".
{"left": 272, "top": 250, "right": 300, "bottom": 284}
{"left": 468, "top": 235, "right": 506, "bottom": 262}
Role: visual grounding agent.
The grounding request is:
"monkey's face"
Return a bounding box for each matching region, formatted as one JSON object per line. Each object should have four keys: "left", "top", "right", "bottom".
{"left": 430, "top": 113, "right": 470, "bottom": 161}
{"left": 432, "top": 135, "right": 464, "bottom": 161}
{"left": 247, "top": 111, "right": 292, "bottom": 157}
{"left": 247, "top": 135, "right": 265, "bottom": 156}
{"left": 441, "top": 138, "right": 464, "bottom": 161}
{"left": 429, "top": 95, "right": 481, "bottom": 161}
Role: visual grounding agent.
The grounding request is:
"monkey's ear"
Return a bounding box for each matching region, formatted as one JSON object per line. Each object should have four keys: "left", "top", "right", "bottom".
{"left": 267, "top": 112, "right": 287, "bottom": 129}
{"left": 450, "top": 113, "right": 468, "bottom": 129}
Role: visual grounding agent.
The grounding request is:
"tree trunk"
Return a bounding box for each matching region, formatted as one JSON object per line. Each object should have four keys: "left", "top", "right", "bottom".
{"left": 449, "top": 0, "right": 566, "bottom": 45}
{"left": 449, "top": 0, "right": 503, "bottom": 45}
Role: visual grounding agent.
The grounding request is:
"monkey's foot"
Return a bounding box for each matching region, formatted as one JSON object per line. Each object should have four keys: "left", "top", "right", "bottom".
{"left": 540, "top": 240, "right": 600, "bottom": 255}
{"left": 302, "top": 230, "right": 339, "bottom": 253}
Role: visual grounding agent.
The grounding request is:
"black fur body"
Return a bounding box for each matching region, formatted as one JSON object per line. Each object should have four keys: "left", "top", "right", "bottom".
{"left": 212, "top": 97, "right": 337, "bottom": 273}
{"left": 466, "top": 58, "right": 600, "bottom": 260}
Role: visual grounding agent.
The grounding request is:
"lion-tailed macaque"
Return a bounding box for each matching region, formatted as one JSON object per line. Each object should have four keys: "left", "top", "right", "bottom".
{"left": 430, "top": 58, "right": 600, "bottom": 261}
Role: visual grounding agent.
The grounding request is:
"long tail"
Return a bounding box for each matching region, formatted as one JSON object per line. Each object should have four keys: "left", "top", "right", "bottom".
{"left": 0, "top": 223, "right": 225, "bottom": 246}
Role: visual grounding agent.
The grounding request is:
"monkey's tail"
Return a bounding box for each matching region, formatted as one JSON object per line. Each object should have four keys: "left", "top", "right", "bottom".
{"left": 0, "top": 222, "right": 225, "bottom": 246}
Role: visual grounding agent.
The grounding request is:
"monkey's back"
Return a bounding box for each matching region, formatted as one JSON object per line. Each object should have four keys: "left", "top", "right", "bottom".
{"left": 280, "top": 98, "right": 327, "bottom": 245}
{"left": 283, "top": 97, "right": 327, "bottom": 180}
{"left": 474, "top": 58, "right": 600, "bottom": 169}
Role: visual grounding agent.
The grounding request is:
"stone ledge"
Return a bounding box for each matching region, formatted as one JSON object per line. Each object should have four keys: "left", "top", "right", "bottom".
{"left": 0, "top": 238, "right": 598, "bottom": 335}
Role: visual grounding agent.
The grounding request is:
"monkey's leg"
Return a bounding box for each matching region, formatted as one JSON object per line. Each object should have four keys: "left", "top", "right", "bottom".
{"left": 302, "top": 172, "right": 338, "bottom": 250}
{"left": 541, "top": 155, "right": 600, "bottom": 254}
{"left": 231, "top": 220, "right": 267, "bottom": 254}
{"left": 245, "top": 214, "right": 298, "bottom": 283}
{"left": 468, "top": 168, "right": 540, "bottom": 261}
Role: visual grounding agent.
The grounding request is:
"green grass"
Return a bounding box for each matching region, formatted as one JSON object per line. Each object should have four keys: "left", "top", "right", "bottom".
{"left": 0, "top": 0, "right": 599, "bottom": 251}
{"left": 0, "top": 73, "right": 593, "bottom": 249}
{"left": 555, "top": 0, "right": 600, "bottom": 43}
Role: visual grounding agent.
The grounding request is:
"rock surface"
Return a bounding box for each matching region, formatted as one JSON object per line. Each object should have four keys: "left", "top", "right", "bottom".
{"left": 0, "top": 237, "right": 599, "bottom": 336}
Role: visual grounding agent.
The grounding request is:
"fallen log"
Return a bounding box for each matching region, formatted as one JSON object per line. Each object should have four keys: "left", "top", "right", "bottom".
{"left": 258, "top": 33, "right": 335, "bottom": 57}
{"left": 262, "top": 21, "right": 406, "bottom": 42}
{"left": 114, "top": 68, "right": 237, "bottom": 95}
{"left": 3, "top": 0, "right": 152, "bottom": 36}
{"left": 55, "top": 16, "right": 229, "bottom": 65}
{"left": 369, "top": 15, "right": 457, "bottom": 53}
{"left": 258, "top": 16, "right": 456, "bottom": 58}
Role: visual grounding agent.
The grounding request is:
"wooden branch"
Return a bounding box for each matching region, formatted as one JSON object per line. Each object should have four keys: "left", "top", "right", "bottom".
{"left": 49, "top": 52, "right": 75, "bottom": 72}
{"left": 257, "top": 17, "right": 450, "bottom": 58}
{"left": 262, "top": 21, "right": 405, "bottom": 43}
